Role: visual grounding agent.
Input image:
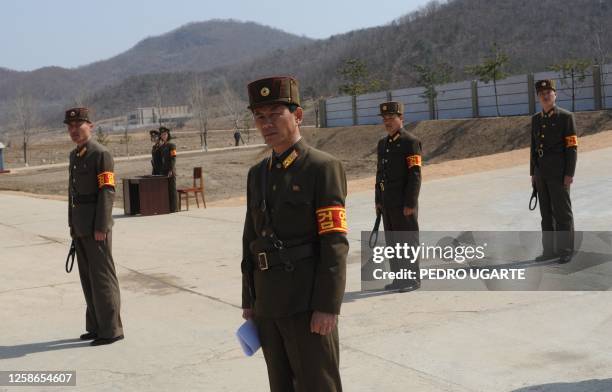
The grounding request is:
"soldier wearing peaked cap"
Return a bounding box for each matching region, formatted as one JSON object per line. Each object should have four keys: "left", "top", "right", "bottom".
{"left": 240, "top": 76, "right": 348, "bottom": 392}
{"left": 530, "top": 80, "right": 577, "bottom": 264}
{"left": 375, "top": 101, "right": 422, "bottom": 293}
{"left": 158, "top": 126, "right": 178, "bottom": 212}
{"left": 65, "top": 107, "right": 124, "bottom": 346}
{"left": 149, "top": 129, "right": 162, "bottom": 175}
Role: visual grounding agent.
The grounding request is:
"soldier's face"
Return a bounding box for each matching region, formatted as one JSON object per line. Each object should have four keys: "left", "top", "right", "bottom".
{"left": 538, "top": 89, "right": 556, "bottom": 108}
{"left": 67, "top": 121, "right": 92, "bottom": 145}
{"left": 160, "top": 132, "right": 169, "bottom": 142}
{"left": 253, "top": 104, "right": 303, "bottom": 150}
{"left": 382, "top": 114, "right": 403, "bottom": 134}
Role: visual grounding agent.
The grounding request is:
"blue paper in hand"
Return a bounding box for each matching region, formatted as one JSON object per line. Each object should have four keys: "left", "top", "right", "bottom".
{"left": 236, "top": 319, "right": 261, "bottom": 356}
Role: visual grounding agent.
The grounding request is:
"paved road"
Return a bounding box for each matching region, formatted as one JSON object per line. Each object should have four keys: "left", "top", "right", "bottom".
{"left": 1, "top": 147, "right": 611, "bottom": 391}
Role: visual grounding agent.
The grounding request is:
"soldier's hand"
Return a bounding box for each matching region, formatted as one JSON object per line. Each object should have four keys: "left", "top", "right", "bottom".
{"left": 310, "top": 311, "right": 337, "bottom": 335}
{"left": 94, "top": 230, "right": 107, "bottom": 242}
{"left": 403, "top": 207, "right": 416, "bottom": 216}
{"left": 531, "top": 175, "right": 536, "bottom": 185}
{"left": 563, "top": 175, "right": 573, "bottom": 188}
{"left": 242, "top": 308, "right": 254, "bottom": 320}
{"left": 375, "top": 203, "right": 382, "bottom": 213}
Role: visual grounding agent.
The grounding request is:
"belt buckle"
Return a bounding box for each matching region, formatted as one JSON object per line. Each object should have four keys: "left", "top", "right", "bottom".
{"left": 257, "top": 252, "right": 269, "bottom": 271}
{"left": 380, "top": 182, "right": 385, "bottom": 191}
{"left": 537, "top": 149, "right": 544, "bottom": 158}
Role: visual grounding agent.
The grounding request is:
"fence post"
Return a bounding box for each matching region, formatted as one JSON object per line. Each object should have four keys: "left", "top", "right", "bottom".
{"left": 593, "top": 65, "right": 603, "bottom": 110}
{"left": 527, "top": 74, "right": 536, "bottom": 115}
{"left": 471, "top": 80, "right": 479, "bottom": 118}
{"left": 0, "top": 144, "right": 5, "bottom": 172}
{"left": 352, "top": 95, "right": 358, "bottom": 126}
{"left": 318, "top": 99, "right": 327, "bottom": 128}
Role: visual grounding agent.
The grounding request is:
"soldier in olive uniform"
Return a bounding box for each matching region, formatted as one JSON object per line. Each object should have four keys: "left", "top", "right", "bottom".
{"left": 241, "top": 76, "right": 348, "bottom": 392}
{"left": 158, "top": 126, "right": 178, "bottom": 212}
{"left": 65, "top": 107, "right": 124, "bottom": 346}
{"left": 530, "top": 80, "right": 577, "bottom": 264}
{"left": 375, "top": 102, "right": 422, "bottom": 292}
{"left": 150, "top": 129, "right": 162, "bottom": 175}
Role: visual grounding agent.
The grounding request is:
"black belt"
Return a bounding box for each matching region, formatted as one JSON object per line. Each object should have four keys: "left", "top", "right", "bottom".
{"left": 72, "top": 194, "right": 97, "bottom": 204}
{"left": 252, "top": 243, "right": 316, "bottom": 271}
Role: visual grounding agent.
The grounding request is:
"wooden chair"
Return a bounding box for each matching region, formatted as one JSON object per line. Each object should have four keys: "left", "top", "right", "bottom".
{"left": 177, "top": 167, "right": 206, "bottom": 211}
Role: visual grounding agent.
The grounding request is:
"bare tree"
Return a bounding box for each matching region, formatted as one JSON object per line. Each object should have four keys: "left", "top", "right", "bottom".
{"left": 221, "top": 78, "right": 246, "bottom": 132}
{"left": 152, "top": 80, "right": 164, "bottom": 126}
{"left": 465, "top": 42, "right": 509, "bottom": 117}
{"left": 241, "top": 112, "right": 253, "bottom": 145}
{"left": 415, "top": 62, "right": 453, "bottom": 120}
{"left": 73, "top": 84, "right": 90, "bottom": 107}
{"left": 189, "top": 75, "right": 210, "bottom": 151}
{"left": 13, "top": 91, "right": 37, "bottom": 166}
{"left": 95, "top": 126, "right": 110, "bottom": 146}
{"left": 121, "top": 120, "right": 131, "bottom": 157}
{"left": 549, "top": 59, "right": 592, "bottom": 112}
{"left": 590, "top": 1, "right": 610, "bottom": 107}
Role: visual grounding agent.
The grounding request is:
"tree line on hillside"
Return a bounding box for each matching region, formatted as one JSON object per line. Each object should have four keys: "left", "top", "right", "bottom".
{"left": 2, "top": 0, "right": 611, "bottom": 165}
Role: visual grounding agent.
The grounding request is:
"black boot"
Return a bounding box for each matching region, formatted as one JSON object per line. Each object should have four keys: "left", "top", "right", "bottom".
{"left": 90, "top": 335, "right": 124, "bottom": 346}
{"left": 79, "top": 332, "right": 98, "bottom": 340}
{"left": 398, "top": 280, "right": 421, "bottom": 293}
{"left": 385, "top": 280, "right": 420, "bottom": 293}
{"left": 535, "top": 253, "right": 557, "bottom": 262}
{"left": 558, "top": 253, "right": 573, "bottom": 264}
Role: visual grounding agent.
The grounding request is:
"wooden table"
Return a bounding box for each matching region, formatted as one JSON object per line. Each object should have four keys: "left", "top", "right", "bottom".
{"left": 122, "top": 175, "right": 170, "bottom": 216}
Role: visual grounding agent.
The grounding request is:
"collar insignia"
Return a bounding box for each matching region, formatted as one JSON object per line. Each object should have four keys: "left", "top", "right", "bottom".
{"left": 282, "top": 150, "right": 299, "bottom": 169}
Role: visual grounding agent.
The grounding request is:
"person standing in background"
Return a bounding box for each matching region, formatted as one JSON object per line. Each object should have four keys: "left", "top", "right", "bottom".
{"left": 159, "top": 126, "right": 178, "bottom": 212}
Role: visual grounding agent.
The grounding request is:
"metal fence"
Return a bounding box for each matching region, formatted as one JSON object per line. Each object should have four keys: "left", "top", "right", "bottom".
{"left": 320, "top": 64, "right": 612, "bottom": 127}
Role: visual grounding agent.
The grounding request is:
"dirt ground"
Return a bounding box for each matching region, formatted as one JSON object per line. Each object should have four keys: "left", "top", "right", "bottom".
{"left": 1, "top": 110, "right": 611, "bottom": 209}
{"left": 0, "top": 100, "right": 321, "bottom": 168}
{"left": 1, "top": 128, "right": 265, "bottom": 168}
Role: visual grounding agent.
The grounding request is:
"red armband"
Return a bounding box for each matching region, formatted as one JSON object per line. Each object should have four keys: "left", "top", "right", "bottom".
{"left": 316, "top": 206, "right": 348, "bottom": 235}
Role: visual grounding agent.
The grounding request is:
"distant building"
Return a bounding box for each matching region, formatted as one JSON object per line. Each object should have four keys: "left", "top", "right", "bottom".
{"left": 127, "top": 105, "right": 192, "bottom": 126}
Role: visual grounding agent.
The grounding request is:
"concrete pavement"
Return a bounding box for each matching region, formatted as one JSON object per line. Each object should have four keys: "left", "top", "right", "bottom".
{"left": 1, "top": 147, "right": 611, "bottom": 391}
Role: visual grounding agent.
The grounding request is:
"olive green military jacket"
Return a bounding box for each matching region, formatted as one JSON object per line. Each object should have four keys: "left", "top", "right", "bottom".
{"left": 151, "top": 144, "right": 162, "bottom": 175}
{"left": 159, "top": 142, "right": 176, "bottom": 176}
{"left": 375, "top": 127, "right": 422, "bottom": 209}
{"left": 530, "top": 105, "right": 578, "bottom": 179}
{"left": 68, "top": 139, "right": 115, "bottom": 237}
{"left": 241, "top": 139, "right": 349, "bottom": 318}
